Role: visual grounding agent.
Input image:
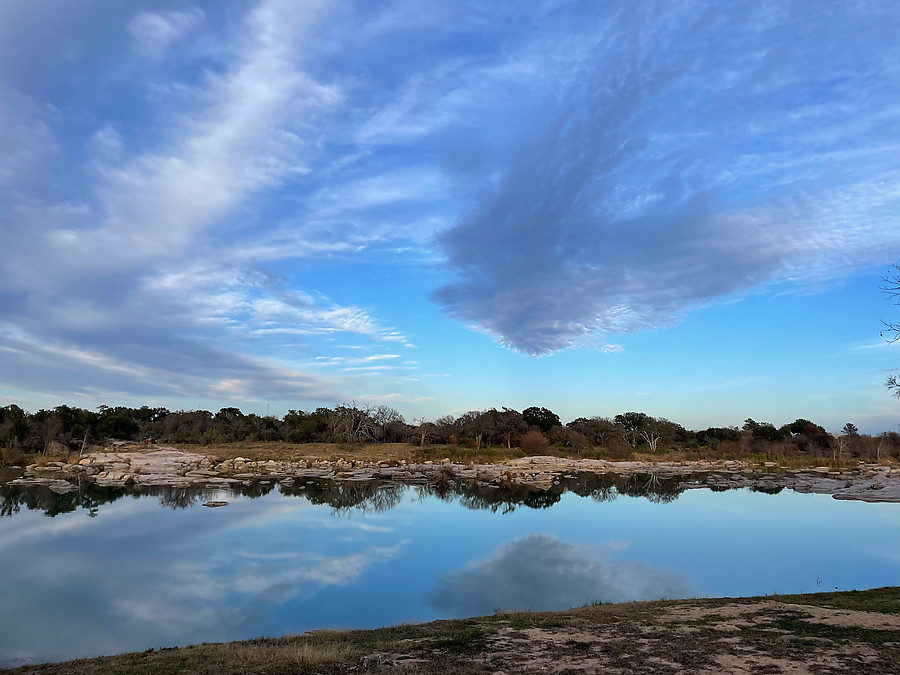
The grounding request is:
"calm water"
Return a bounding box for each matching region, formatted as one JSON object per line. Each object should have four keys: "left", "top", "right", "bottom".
{"left": 1, "top": 474, "right": 899, "bottom": 666}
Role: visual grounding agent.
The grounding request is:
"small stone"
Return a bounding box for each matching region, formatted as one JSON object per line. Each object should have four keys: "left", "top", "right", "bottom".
{"left": 202, "top": 501, "right": 229, "bottom": 508}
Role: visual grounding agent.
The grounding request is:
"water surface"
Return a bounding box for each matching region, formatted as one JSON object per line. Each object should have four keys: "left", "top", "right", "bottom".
{"left": 0, "top": 475, "right": 898, "bottom": 666}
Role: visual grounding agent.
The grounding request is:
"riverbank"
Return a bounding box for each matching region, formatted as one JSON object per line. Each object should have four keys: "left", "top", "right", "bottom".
{"left": 5, "top": 443, "right": 900, "bottom": 502}
{"left": 3, "top": 587, "right": 898, "bottom": 674}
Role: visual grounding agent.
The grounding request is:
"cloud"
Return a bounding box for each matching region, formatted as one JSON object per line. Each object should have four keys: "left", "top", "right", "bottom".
{"left": 0, "top": 324, "right": 340, "bottom": 402}
{"left": 433, "top": 2, "right": 900, "bottom": 354}
{"left": 426, "top": 534, "right": 699, "bottom": 616}
{"left": 4, "top": 0, "right": 899, "bottom": 409}
{"left": 0, "top": 0, "right": 418, "bottom": 406}
{"left": 0, "top": 91, "right": 59, "bottom": 199}
{"left": 232, "top": 543, "right": 404, "bottom": 602}
{"left": 128, "top": 8, "right": 206, "bottom": 61}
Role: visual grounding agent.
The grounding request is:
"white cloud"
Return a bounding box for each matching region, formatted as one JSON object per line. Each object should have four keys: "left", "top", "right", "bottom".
{"left": 233, "top": 543, "right": 404, "bottom": 602}
{"left": 0, "top": 0, "right": 427, "bottom": 406}
{"left": 128, "top": 8, "right": 206, "bottom": 61}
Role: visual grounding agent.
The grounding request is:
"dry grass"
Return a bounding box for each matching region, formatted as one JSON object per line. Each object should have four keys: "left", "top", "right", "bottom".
{"left": 182, "top": 441, "right": 538, "bottom": 466}
{"left": 165, "top": 441, "right": 892, "bottom": 472}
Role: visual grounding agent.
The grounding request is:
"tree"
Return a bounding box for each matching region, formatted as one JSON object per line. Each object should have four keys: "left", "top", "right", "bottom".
{"left": 492, "top": 408, "right": 527, "bottom": 448}
{"left": 841, "top": 422, "right": 860, "bottom": 458}
{"left": 282, "top": 408, "right": 330, "bottom": 443}
{"left": 522, "top": 406, "right": 561, "bottom": 434}
{"left": 614, "top": 412, "right": 649, "bottom": 448}
{"left": 696, "top": 427, "right": 741, "bottom": 446}
{"left": 330, "top": 404, "right": 377, "bottom": 443}
{"left": 414, "top": 418, "right": 435, "bottom": 447}
{"left": 639, "top": 417, "right": 683, "bottom": 452}
{"left": 567, "top": 416, "right": 617, "bottom": 446}
{"left": 456, "top": 410, "right": 497, "bottom": 449}
{"left": 549, "top": 425, "right": 587, "bottom": 450}
{"left": 781, "top": 419, "right": 832, "bottom": 454}
{"left": 881, "top": 263, "right": 900, "bottom": 397}
{"left": 371, "top": 405, "right": 404, "bottom": 442}
{"left": 96, "top": 406, "right": 139, "bottom": 441}
{"left": 751, "top": 423, "right": 785, "bottom": 444}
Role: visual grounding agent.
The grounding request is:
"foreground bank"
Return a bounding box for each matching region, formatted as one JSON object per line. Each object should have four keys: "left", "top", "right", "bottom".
{"left": 3, "top": 588, "right": 899, "bottom": 674}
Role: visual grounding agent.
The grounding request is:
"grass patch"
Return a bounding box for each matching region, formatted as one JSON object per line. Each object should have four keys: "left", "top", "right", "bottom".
{"left": 431, "top": 627, "right": 489, "bottom": 654}
{"left": 774, "top": 618, "right": 900, "bottom": 646}
{"left": 776, "top": 586, "right": 900, "bottom": 614}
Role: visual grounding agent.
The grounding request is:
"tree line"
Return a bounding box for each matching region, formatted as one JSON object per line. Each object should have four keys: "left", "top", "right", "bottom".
{"left": 1, "top": 402, "right": 898, "bottom": 464}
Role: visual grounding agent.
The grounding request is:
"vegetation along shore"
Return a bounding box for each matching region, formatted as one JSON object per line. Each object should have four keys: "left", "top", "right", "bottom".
{"left": 3, "top": 402, "right": 899, "bottom": 501}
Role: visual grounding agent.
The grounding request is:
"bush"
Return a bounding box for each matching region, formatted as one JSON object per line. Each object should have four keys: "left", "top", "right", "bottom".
{"left": 519, "top": 430, "right": 549, "bottom": 453}
{"left": 1, "top": 442, "right": 23, "bottom": 465}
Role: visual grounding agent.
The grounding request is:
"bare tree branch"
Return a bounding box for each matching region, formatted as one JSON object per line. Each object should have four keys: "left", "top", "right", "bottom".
{"left": 882, "top": 263, "right": 900, "bottom": 391}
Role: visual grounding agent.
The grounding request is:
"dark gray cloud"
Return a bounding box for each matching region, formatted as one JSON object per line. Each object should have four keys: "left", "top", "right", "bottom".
{"left": 434, "top": 2, "right": 900, "bottom": 353}
{"left": 426, "top": 534, "right": 698, "bottom": 616}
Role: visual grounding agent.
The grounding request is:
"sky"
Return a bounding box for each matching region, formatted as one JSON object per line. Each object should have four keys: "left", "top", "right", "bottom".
{"left": 1, "top": 0, "right": 899, "bottom": 433}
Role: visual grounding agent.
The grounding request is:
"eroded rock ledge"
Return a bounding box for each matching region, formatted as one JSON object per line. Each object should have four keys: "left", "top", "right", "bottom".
{"left": 5, "top": 447, "right": 900, "bottom": 502}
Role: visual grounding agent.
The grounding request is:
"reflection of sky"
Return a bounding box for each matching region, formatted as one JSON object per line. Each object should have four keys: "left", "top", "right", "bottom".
{"left": 1, "top": 487, "right": 899, "bottom": 665}
{"left": 426, "top": 533, "right": 698, "bottom": 616}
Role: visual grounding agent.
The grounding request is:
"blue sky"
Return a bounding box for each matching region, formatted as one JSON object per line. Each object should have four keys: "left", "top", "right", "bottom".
{"left": 1, "top": 0, "right": 899, "bottom": 432}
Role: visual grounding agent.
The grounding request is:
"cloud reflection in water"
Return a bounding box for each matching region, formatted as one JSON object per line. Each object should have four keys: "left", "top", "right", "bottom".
{"left": 426, "top": 534, "right": 699, "bottom": 616}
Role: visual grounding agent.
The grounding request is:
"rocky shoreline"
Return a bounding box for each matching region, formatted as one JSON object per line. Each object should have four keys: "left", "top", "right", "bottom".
{"left": 3, "top": 445, "right": 900, "bottom": 503}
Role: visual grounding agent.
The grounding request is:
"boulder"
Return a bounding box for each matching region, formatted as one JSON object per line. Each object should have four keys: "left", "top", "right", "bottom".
{"left": 45, "top": 441, "right": 69, "bottom": 455}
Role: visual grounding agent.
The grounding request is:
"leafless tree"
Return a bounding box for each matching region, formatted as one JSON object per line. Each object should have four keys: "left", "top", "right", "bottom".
{"left": 414, "top": 417, "right": 435, "bottom": 447}
{"left": 330, "top": 403, "right": 377, "bottom": 443}
{"left": 881, "top": 263, "right": 900, "bottom": 397}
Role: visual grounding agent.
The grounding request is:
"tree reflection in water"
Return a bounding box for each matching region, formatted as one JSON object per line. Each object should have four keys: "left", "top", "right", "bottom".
{"left": 284, "top": 480, "right": 404, "bottom": 514}
{"left": 1, "top": 471, "right": 691, "bottom": 518}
